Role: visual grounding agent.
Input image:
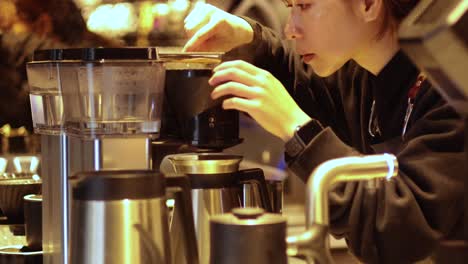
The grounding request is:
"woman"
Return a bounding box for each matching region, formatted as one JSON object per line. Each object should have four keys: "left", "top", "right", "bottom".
{"left": 184, "top": 1, "right": 466, "bottom": 263}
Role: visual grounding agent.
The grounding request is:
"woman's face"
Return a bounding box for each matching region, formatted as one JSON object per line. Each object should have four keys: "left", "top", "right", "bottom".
{"left": 284, "top": 0, "right": 377, "bottom": 77}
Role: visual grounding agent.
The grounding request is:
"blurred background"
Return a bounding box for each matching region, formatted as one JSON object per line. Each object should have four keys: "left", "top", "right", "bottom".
{"left": 75, "top": 0, "right": 288, "bottom": 46}
{"left": 0, "top": 0, "right": 305, "bottom": 203}
{"left": 0, "top": 0, "right": 348, "bottom": 255}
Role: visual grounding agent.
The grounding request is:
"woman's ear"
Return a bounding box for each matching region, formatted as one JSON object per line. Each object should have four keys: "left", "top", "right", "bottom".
{"left": 357, "top": 0, "right": 384, "bottom": 22}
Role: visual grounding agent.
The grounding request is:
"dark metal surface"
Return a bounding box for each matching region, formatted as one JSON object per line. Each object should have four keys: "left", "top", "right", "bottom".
{"left": 399, "top": 0, "right": 468, "bottom": 115}
{"left": 71, "top": 170, "right": 166, "bottom": 200}
{"left": 210, "top": 208, "right": 288, "bottom": 264}
{"left": 23, "top": 194, "right": 42, "bottom": 251}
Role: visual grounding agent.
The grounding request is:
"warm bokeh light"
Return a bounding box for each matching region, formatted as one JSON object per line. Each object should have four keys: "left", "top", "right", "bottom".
{"left": 75, "top": 0, "right": 102, "bottom": 8}
{"left": 13, "top": 156, "right": 40, "bottom": 174}
{"left": 153, "top": 3, "right": 170, "bottom": 17}
{"left": 79, "top": 0, "right": 199, "bottom": 42}
{"left": 170, "top": 0, "right": 190, "bottom": 13}
{"left": 87, "top": 3, "right": 137, "bottom": 37}
{"left": 138, "top": 1, "right": 154, "bottom": 33}
{"left": 0, "top": 158, "right": 7, "bottom": 174}
{"left": 447, "top": 0, "right": 467, "bottom": 24}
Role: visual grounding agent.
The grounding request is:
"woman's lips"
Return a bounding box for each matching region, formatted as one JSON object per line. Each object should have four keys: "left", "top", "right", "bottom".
{"left": 301, "top": 53, "right": 316, "bottom": 63}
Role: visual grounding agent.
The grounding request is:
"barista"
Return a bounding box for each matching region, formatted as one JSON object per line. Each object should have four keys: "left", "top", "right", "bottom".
{"left": 183, "top": 1, "right": 466, "bottom": 263}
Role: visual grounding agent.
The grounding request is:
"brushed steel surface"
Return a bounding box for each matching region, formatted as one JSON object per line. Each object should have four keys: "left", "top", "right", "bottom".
{"left": 41, "top": 135, "right": 151, "bottom": 264}
{"left": 41, "top": 135, "right": 68, "bottom": 264}
{"left": 71, "top": 198, "right": 170, "bottom": 264}
{"left": 266, "top": 180, "right": 284, "bottom": 214}
{"left": 242, "top": 183, "right": 261, "bottom": 208}
{"left": 167, "top": 153, "right": 242, "bottom": 174}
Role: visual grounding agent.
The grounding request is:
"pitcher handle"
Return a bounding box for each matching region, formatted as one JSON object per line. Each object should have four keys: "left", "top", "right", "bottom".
{"left": 166, "top": 175, "right": 199, "bottom": 264}
{"left": 237, "top": 168, "right": 273, "bottom": 213}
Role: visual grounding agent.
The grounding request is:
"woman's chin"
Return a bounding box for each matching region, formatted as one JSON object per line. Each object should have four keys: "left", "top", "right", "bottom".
{"left": 309, "top": 65, "right": 336, "bottom": 77}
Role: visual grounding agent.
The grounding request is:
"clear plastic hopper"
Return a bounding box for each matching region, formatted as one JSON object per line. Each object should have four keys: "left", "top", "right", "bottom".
{"left": 27, "top": 59, "right": 62, "bottom": 135}
{"left": 26, "top": 48, "right": 165, "bottom": 138}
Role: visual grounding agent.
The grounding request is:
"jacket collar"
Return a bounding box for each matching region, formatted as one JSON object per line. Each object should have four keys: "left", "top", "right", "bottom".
{"left": 369, "top": 50, "right": 420, "bottom": 139}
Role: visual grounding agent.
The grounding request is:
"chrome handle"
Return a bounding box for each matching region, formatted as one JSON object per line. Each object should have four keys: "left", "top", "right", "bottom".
{"left": 287, "top": 154, "right": 398, "bottom": 264}
{"left": 306, "top": 153, "right": 397, "bottom": 227}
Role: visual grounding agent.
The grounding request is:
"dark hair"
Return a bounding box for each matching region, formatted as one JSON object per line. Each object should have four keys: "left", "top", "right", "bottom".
{"left": 379, "top": 0, "right": 420, "bottom": 38}
{"left": 15, "top": 0, "right": 88, "bottom": 45}
{"left": 15, "top": 0, "right": 119, "bottom": 47}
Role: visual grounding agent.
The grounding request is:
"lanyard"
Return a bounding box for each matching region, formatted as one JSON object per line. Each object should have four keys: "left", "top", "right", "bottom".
{"left": 368, "top": 74, "right": 426, "bottom": 139}
{"left": 402, "top": 74, "right": 426, "bottom": 139}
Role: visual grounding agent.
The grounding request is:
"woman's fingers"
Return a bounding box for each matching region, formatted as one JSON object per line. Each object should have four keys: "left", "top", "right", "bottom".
{"left": 183, "top": 3, "right": 254, "bottom": 53}
{"left": 209, "top": 66, "right": 260, "bottom": 87}
{"left": 184, "top": 12, "right": 228, "bottom": 52}
{"left": 211, "top": 82, "right": 262, "bottom": 100}
{"left": 222, "top": 96, "right": 259, "bottom": 114}
{"left": 184, "top": 3, "right": 214, "bottom": 34}
{"left": 213, "top": 60, "right": 262, "bottom": 76}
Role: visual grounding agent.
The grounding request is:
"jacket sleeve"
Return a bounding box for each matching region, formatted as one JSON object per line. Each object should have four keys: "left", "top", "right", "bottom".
{"left": 290, "top": 85, "right": 466, "bottom": 263}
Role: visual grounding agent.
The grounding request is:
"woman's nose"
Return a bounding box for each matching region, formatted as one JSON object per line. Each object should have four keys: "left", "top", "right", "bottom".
{"left": 284, "top": 12, "right": 302, "bottom": 40}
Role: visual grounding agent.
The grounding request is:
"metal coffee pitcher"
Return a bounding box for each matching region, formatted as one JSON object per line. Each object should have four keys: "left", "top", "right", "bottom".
{"left": 210, "top": 154, "right": 399, "bottom": 264}
{"left": 211, "top": 207, "right": 288, "bottom": 264}
{"left": 164, "top": 152, "right": 272, "bottom": 264}
{"left": 69, "top": 170, "right": 198, "bottom": 264}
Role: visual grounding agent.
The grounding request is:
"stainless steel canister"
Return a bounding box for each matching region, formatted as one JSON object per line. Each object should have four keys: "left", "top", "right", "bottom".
{"left": 70, "top": 170, "right": 196, "bottom": 264}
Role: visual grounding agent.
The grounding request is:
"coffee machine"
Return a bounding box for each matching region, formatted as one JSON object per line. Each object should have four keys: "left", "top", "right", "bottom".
{"left": 27, "top": 47, "right": 167, "bottom": 264}
{"left": 399, "top": 0, "right": 468, "bottom": 262}
{"left": 27, "top": 47, "right": 270, "bottom": 264}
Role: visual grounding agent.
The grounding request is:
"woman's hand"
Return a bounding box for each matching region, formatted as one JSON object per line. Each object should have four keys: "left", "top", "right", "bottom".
{"left": 210, "top": 60, "right": 312, "bottom": 142}
{"left": 183, "top": 3, "right": 254, "bottom": 52}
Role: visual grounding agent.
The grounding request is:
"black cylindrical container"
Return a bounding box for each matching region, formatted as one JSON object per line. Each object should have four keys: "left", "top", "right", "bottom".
{"left": 23, "top": 194, "right": 42, "bottom": 251}
{"left": 159, "top": 53, "right": 242, "bottom": 150}
{"left": 210, "top": 207, "right": 287, "bottom": 264}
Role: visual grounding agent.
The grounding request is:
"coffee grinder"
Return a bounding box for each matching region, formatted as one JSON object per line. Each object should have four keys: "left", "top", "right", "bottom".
{"left": 151, "top": 51, "right": 242, "bottom": 165}
{"left": 27, "top": 47, "right": 166, "bottom": 264}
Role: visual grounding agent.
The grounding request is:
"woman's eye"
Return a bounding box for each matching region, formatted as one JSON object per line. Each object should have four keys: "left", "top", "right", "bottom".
{"left": 283, "top": 1, "right": 312, "bottom": 10}
{"left": 297, "top": 4, "right": 311, "bottom": 11}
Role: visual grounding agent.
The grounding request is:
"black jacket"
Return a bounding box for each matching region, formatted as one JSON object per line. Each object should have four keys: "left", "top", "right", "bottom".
{"left": 234, "top": 19, "right": 466, "bottom": 263}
